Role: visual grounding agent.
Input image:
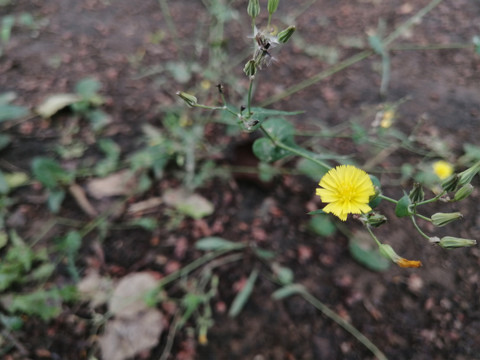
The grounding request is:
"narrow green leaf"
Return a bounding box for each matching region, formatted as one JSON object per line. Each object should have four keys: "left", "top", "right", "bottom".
{"left": 348, "top": 234, "right": 390, "bottom": 272}
{"left": 228, "top": 268, "right": 259, "bottom": 318}
{"left": 271, "top": 284, "right": 305, "bottom": 300}
{"left": 308, "top": 215, "right": 336, "bottom": 236}
{"left": 0, "top": 104, "right": 30, "bottom": 122}
{"left": 48, "top": 188, "right": 66, "bottom": 213}
{"left": 195, "top": 237, "right": 245, "bottom": 251}
{"left": 31, "top": 157, "right": 73, "bottom": 189}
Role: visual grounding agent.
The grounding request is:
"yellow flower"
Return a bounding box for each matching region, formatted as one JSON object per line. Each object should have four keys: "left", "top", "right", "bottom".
{"left": 316, "top": 165, "right": 375, "bottom": 221}
{"left": 433, "top": 160, "right": 453, "bottom": 180}
{"left": 380, "top": 109, "right": 395, "bottom": 128}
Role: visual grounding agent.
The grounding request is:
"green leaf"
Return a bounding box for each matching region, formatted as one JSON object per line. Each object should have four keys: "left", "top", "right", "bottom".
{"left": 127, "top": 217, "right": 158, "bottom": 231}
{"left": 0, "top": 133, "right": 11, "bottom": 150}
{"left": 297, "top": 158, "right": 327, "bottom": 181}
{"left": 252, "top": 137, "right": 290, "bottom": 162}
{"left": 262, "top": 117, "right": 295, "bottom": 142}
{"left": 94, "top": 139, "right": 121, "bottom": 177}
{"left": 195, "top": 237, "right": 245, "bottom": 251}
{"left": 394, "top": 194, "right": 412, "bottom": 218}
{"left": 258, "top": 162, "right": 278, "bottom": 182}
{"left": 0, "top": 230, "right": 7, "bottom": 249}
{"left": 348, "top": 233, "right": 390, "bottom": 272}
{"left": 271, "top": 263, "right": 294, "bottom": 285}
{"left": 75, "top": 77, "right": 101, "bottom": 99}
{"left": 0, "top": 313, "right": 23, "bottom": 331}
{"left": 0, "top": 104, "right": 30, "bottom": 122}
{"left": 228, "top": 268, "right": 258, "bottom": 318}
{"left": 368, "top": 175, "right": 382, "bottom": 208}
{"left": 0, "top": 169, "right": 9, "bottom": 194}
{"left": 48, "top": 188, "right": 66, "bottom": 213}
{"left": 252, "top": 247, "right": 275, "bottom": 260}
{"left": 56, "top": 230, "right": 82, "bottom": 256}
{"left": 308, "top": 215, "right": 336, "bottom": 236}
{"left": 308, "top": 209, "right": 326, "bottom": 216}
{"left": 31, "top": 157, "right": 73, "bottom": 189}
{"left": 29, "top": 263, "right": 55, "bottom": 282}
{"left": 271, "top": 284, "right": 305, "bottom": 300}
{"left": 8, "top": 289, "right": 62, "bottom": 321}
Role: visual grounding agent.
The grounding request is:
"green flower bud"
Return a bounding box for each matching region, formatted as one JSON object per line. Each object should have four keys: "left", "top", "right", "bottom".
{"left": 441, "top": 174, "right": 460, "bottom": 192}
{"left": 243, "top": 59, "right": 257, "bottom": 78}
{"left": 268, "top": 0, "right": 280, "bottom": 14}
{"left": 176, "top": 91, "right": 197, "bottom": 107}
{"left": 277, "top": 25, "right": 296, "bottom": 44}
{"left": 362, "top": 212, "right": 387, "bottom": 227}
{"left": 458, "top": 161, "right": 480, "bottom": 186}
{"left": 409, "top": 182, "right": 424, "bottom": 203}
{"left": 438, "top": 236, "right": 477, "bottom": 249}
{"left": 453, "top": 183, "right": 474, "bottom": 201}
{"left": 431, "top": 212, "right": 463, "bottom": 227}
{"left": 247, "top": 0, "right": 260, "bottom": 19}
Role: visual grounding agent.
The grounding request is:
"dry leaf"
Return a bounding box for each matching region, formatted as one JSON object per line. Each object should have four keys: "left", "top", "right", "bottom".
{"left": 108, "top": 272, "right": 158, "bottom": 319}
{"left": 99, "top": 309, "right": 164, "bottom": 360}
{"left": 86, "top": 170, "right": 135, "bottom": 199}
{"left": 77, "top": 270, "right": 114, "bottom": 308}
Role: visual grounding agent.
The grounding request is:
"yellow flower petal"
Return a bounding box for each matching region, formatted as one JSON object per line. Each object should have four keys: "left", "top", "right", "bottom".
{"left": 316, "top": 165, "right": 375, "bottom": 221}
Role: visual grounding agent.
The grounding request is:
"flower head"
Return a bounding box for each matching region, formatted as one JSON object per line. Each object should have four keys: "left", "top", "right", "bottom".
{"left": 433, "top": 160, "right": 454, "bottom": 180}
{"left": 316, "top": 165, "right": 375, "bottom": 221}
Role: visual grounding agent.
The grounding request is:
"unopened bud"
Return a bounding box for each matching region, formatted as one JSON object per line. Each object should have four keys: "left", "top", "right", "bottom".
{"left": 431, "top": 212, "right": 463, "bottom": 227}
{"left": 361, "top": 212, "right": 387, "bottom": 227}
{"left": 458, "top": 161, "right": 480, "bottom": 186}
{"left": 438, "top": 236, "right": 477, "bottom": 249}
{"left": 409, "top": 182, "right": 424, "bottom": 203}
{"left": 247, "top": 0, "right": 260, "bottom": 19}
{"left": 441, "top": 174, "right": 460, "bottom": 192}
{"left": 176, "top": 91, "right": 197, "bottom": 107}
{"left": 453, "top": 183, "right": 474, "bottom": 201}
{"left": 378, "top": 244, "right": 422, "bottom": 268}
{"left": 243, "top": 59, "right": 257, "bottom": 77}
{"left": 277, "top": 25, "right": 296, "bottom": 44}
{"left": 268, "top": 0, "right": 280, "bottom": 14}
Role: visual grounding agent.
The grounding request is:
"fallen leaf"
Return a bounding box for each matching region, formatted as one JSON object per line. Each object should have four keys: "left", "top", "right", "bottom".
{"left": 163, "top": 188, "right": 214, "bottom": 219}
{"left": 77, "top": 270, "right": 114, "bottom": 308}
{"left": 108, "top": 272, "right": 158, "bottom": 319}
{"left": 99, "top": 309, "right": 164, "bottom": 360}
{"left": 35, "top": 93, "right": 80, "bottom": 118}
{"left": 86, "top": 170, "right": 135, "bottom": 199}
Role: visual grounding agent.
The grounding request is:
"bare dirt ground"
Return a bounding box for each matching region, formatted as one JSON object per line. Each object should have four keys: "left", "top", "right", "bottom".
{"left": 1, "top": 0, "right": 480, "bottom": 359}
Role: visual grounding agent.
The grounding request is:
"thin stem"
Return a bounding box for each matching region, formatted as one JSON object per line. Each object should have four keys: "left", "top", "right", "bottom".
{"left": 260, "top": 50, "right": 373, "bottom": 107}
{"left": 260, "top": 125, "right": 331, "bottom": 170}
{"left": 383, "top": 0, "right": 444, "bottom": 46}
{"left": 410, "top": 215, "right": 431, "bottom": 240}
{"left": 247, "top": 78, "right": 254, "bottom": 115}
{"left": 378, "top": 194, "right": 398, "bottom": 204}
{"left": 300, "top": 290, "right": 388, "bottom": 360}
{"left": 414, "top": 191, "right": 445, "bottom": 207}
{"left": 365, "top": 225, "right": 383, "bottom": 247}
{"left": 415, "top": 213, "right": 432, "bottom": 222}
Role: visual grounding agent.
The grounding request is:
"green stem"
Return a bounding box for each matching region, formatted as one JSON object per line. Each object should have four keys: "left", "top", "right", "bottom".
{"left": 260, "top": 50, "right": 373, "bottom": 107}
{"left": 260, "top": 125, "right": 331, "bottom": 170}
{"left": 194, "top": 103, "right": 238, "bottom": 116}
{"left": 378, "top": 194, "right": 398, "bottom": 204}
{"left": 410, "top": 215, "right": 431, "bottom": 240}
{"left": 365, "top": 225, "right": 383, "bottom": 247}
{"left": 300, "top": 290, "right": 388, "bottom": 360}
{"left": 247, "top": 78, "right": 254, "bottom": 115}
{"left": 415, "top": 213, "right": 432, "bottom": 222}
{"left": 414, "top": 191, "right": 445, "bottom": 206}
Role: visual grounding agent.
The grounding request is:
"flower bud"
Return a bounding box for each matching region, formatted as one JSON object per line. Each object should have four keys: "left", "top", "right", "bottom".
{"left": 409, "top": 182, "right": 424, "bottom": 203}
{"left": 379, "top": 244, "right": 422, "bottom": 268}
{"left": 268, "top": 0, "right": 280, "bottom": 14}
{"left": 441, "top": 174, "right": 460, "bottom": 192}
{"left": 361, "top": 212, "right": 387, "bottom": 227}
{"left": 247, "top": 0, "right": 260, "bottom": 19}
{"left": 243, "top": 59, "right": 257, "bottom": 78}
{"left": 176, "top": 91, "right": 197, "bottom": 107}
{"left": 453, "top": 183, "right": 474, "bottom": 201}
{"left": 277, "top": 25, "right": 296, "bottom": 44}
{"left": 458, "top": 161, "right": 480, "bottom": 186}
{"left": 431, "top": 212, "right": 463, "bottom": 227}
{"left": 438, "top": 236, "right": 477, "bottom": 249}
